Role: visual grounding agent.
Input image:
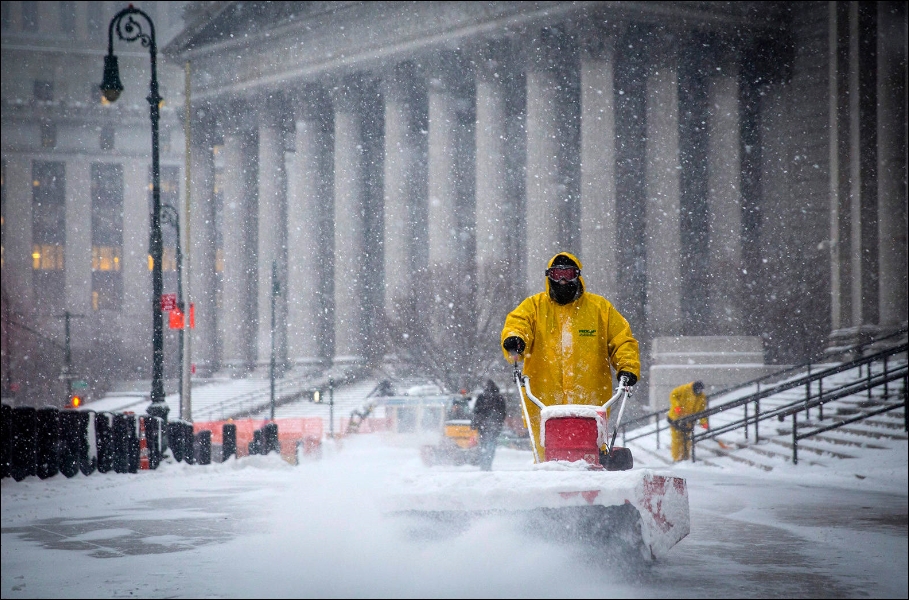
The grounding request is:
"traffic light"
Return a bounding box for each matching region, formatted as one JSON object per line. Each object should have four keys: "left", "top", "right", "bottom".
{"left": 68, "top": 394, "right": 83, "bottom": 409}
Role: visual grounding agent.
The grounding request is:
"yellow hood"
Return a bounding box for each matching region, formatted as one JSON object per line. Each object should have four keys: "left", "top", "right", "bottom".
{"left": 545, "top": 251, "right": 586, "bottom": 299}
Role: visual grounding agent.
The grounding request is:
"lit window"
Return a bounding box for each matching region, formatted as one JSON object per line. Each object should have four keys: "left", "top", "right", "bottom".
{"left": 32, "top": 244, "right": 65, "bottom": 270}
{"left": 92, "top": 246, "right": 121, "bottom": 271}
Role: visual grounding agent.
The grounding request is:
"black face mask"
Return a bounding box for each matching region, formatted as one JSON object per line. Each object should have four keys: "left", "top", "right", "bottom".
{"left": 549, "top": 279, "right": 580, "bottom": 304}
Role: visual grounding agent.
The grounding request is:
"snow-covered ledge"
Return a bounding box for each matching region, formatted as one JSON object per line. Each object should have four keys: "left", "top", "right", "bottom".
{"left": 647, "top": 336, "right": 773, "bottom": 412}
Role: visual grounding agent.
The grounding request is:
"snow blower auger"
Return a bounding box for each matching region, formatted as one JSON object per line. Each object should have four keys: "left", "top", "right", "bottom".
{"left": 386, "top": 364, "right": 690, "bottom": 561}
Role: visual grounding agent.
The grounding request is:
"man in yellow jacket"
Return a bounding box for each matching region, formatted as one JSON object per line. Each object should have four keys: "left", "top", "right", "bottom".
{"left": 501, "top": 252, "right": 641, "bottom": 463}
{"left": 667, "top": 381, "right": 708, "bottom": 461}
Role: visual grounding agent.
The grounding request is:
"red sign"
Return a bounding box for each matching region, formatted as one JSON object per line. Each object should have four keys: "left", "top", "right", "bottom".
{"left": 161, "top": 293, "right": 177, "bottom": 311}
{"left": 168, "top": 308, "right": 182, "bottom": 329}
{"left": 168, "top": 303, "right": 195, "bottom": 329}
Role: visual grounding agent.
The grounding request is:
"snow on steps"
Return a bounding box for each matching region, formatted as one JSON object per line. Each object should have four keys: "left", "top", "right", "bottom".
{"left": 625, "top": 360, "right": 906, "bottom": 474}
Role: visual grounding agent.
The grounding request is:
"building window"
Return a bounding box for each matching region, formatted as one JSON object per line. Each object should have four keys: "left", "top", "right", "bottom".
{"left": 100, "top": 125, "right": 115, "bottom": 151}
{"left": 92, "top": 163, "right": 123, "bottom": 311}
{"left": 22, "top": 1, "right": 38, "bottom": 32}
{"left": 34, "top": 80, "right": 54, "bottom": 102}
{"left": 41, "top": 123, "right": 57, "bottom": 148}
{"left": 32, "top": 161, "right": 66, "bottom": 314}
{"left": 59, "top": 1, "right": 76, "bottom": 35}
{"left": 32, "top": 243, "right": 65, "bottom": 270}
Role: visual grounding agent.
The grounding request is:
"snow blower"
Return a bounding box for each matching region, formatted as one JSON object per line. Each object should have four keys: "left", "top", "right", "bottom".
{"left": 387, "top": 364, "right": 691, "bottom": 561}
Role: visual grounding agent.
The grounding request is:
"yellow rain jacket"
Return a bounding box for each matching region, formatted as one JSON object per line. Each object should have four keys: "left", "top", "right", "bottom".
{"left": 501, "top": 252, "right": 640, "bottom": 462}
{"left": 667, "top": 382, "right": 708, "bottom": 462}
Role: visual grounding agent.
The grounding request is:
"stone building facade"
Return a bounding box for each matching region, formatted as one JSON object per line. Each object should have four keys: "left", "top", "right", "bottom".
{"left": 1, "top": 1, "right": 188, "bottom": 405}
{"left": 3, "top": 2, "right": 906, "bottom": 411}
{"left": 167, "top": 1, "right": 906, "bottom": 410}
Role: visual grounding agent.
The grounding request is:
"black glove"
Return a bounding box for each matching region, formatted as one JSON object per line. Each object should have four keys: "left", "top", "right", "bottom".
{"left": 503, "top": 336, "right": 525, "bottom": 355}
{"left": 617, "top": 371, "right": 637, "bottom": 387}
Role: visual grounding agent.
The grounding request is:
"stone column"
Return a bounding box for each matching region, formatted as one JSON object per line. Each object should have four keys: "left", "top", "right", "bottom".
{"left": 287, "top": 85, "right": 331, "bottom": 368}
{"left": 3, "top": 156, "right": 34, "bottom": 306}
{"left": 331, "top": 76, "right": 370, "bottom": 367}
{"left": 523, "top": 30, "right": 577, "bottom": 292}
{"left": 474, "top": 40, "right": 514, "bottom": 302}
{"left": 218, "top": 105, "right": 257, "bottom": 375}
{"left": 427, "top": 53, "right": 464, "bottom": 278}
{"left": 579, "top": 28, "right": 618, "bottom": 297}
{"left": 255, "top": 97, "right": 289, "bottom": 374}
{"left": 188, "top": 109, "right": 219, "bottom": 376}
{"left": 876, "top": 1, "right": 908, "bottom": 334}
{"left": 706, "top": 61, "right": 744, "bottom": 334}
{"left": 121, "top": 158, "right": 151, "bottom": 356}
{"left": 382, "top": 62, "right": 424, "bottom": 315}
{"left": 828, "top": 1, "right": 882, "bottom": 349}
{"left": 644, "top": 36, "right": 683, "bottom": 338}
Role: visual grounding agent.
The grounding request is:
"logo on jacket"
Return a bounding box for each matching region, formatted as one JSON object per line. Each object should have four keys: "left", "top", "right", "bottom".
{"left": 578, "top": 329, "right": 596, "bottom": 337}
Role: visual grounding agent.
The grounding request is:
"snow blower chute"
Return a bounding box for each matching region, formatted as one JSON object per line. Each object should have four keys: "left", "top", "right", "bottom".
{"left": 387, "top": 365, "right": 690, "bottom": 561}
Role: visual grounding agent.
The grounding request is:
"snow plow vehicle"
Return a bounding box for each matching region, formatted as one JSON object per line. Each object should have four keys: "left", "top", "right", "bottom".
{"left": 388, "top": 365, "right": 690, "bottom": 561}
{"left": 419, "top": 395, "right": 481, "bottom": 467}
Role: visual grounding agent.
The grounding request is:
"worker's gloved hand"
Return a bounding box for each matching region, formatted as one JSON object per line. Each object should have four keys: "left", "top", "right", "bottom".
{"left": 617, "top": 371, "right": 637, "bottom": 387}
{"left": 701, "top": 422, "right": 709, "bottom": 430}
{"left": 503, "top": 336, "right": 525, "bottom": 355}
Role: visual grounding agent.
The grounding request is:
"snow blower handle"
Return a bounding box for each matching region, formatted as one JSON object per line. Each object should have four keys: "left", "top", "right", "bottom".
{"left": 513, "top": 361, "right": 544, "bottom": 463}
{"left": 602, "top": 375, "right": 633, "bottom": 452}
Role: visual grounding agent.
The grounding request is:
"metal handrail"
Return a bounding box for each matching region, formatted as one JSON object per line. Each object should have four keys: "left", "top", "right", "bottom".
{"left": 690, "top": 363, "right": 907, "bottom": 464}
{"left": 612, "top": 327, "right": 906, "bottom": 448}
{"left": 679, "top": 347, "right": 908, "bottom": 463}
{"left": 614, "top": 334, "right": 907, "bottom": 457}
{"left": 674, "top": 343, "right": 907, "bottom": 429}
{"left": 195, "top": 372, "right": 312, "bottom": 421}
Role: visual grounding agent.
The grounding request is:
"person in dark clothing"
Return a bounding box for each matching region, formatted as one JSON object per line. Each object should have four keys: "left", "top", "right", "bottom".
{"left": 472, "top": 379, "right": 507, "bottom": 471}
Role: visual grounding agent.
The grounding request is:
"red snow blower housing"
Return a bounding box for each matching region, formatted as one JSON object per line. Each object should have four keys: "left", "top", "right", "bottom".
{"left": 515, "top": 361, "right": 634, "bottom": 471}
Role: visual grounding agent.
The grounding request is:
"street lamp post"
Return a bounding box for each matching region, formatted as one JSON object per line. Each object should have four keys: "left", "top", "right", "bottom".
{"left": 100, "top": 6, "right": 168, "bottom": 423}
{"left": 161, "top": 204, "right": 184, "bottom": 420}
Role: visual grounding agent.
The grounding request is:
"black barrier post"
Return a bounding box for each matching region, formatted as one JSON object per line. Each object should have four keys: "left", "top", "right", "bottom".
{"left": 196, "top": 430, "right": 211, "bottom": 465}
{"left": 168, "top": 421, "right": 184, "bottom": 462}
{"left": 126, "top": 414, "right": 139, "bottom": 473}
{"left": 11, "top": 406, "right": 38, "bottom": 481}
{"left": 250, "top": 429, "right": 264, "bottom": 455}
{"left": 2, "top": 403, "right": 12, "bottom": 478}
{"left": 154, "top": 416, "right": 165, "bottom": 467}
{"left": 183, "top": 422, "right": 195, "bottom": 465}
{"left": 222, "top": 423, "right": 237, "bottom": 461}
{"left": 37, "top": 407, "right": 60, "bottom": 479}
{"left": 96, "top": 412, "right": 114, "bottom": 473}
{"left": 113, "top": 413, "right": 130, "bottom": 473}
{"left": 143, "top": 416, "right": 159, "bottom": 469}
{"left": 58, "top": 409, "right": 81, "bottom": 478}
{"left": 80, "top": 411, "right": 97, "bottom": 476}
{"left": 263, "top": 422, "right": 279, "bottom": 455}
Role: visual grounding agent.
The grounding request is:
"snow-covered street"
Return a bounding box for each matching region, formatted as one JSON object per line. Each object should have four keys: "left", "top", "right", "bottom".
{"left": 2, "top": 433, "right": 906, "bottom": 599}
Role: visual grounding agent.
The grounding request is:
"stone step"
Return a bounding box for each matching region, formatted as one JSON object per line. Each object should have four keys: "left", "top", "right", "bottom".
{"left": 795, "top": 434, "right": 889, "bottom": 450}
{"left": 696, "top": 444, "right": 774, "bottom": 472}
{"left": 767, "top": 438, "right": 856, "bottom": 459}
{"left": 625, "top": 441, "right": 680, "bottom": 468}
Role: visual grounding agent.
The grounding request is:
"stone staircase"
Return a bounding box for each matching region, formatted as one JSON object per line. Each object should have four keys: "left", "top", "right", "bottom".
{"left": 625, "top": 360, "right": 907, "bottom": 473}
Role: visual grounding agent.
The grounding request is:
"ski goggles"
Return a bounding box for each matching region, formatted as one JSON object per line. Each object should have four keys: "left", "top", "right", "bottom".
{"left": 545, "top": 266, "right": 580, "bottom": 282}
